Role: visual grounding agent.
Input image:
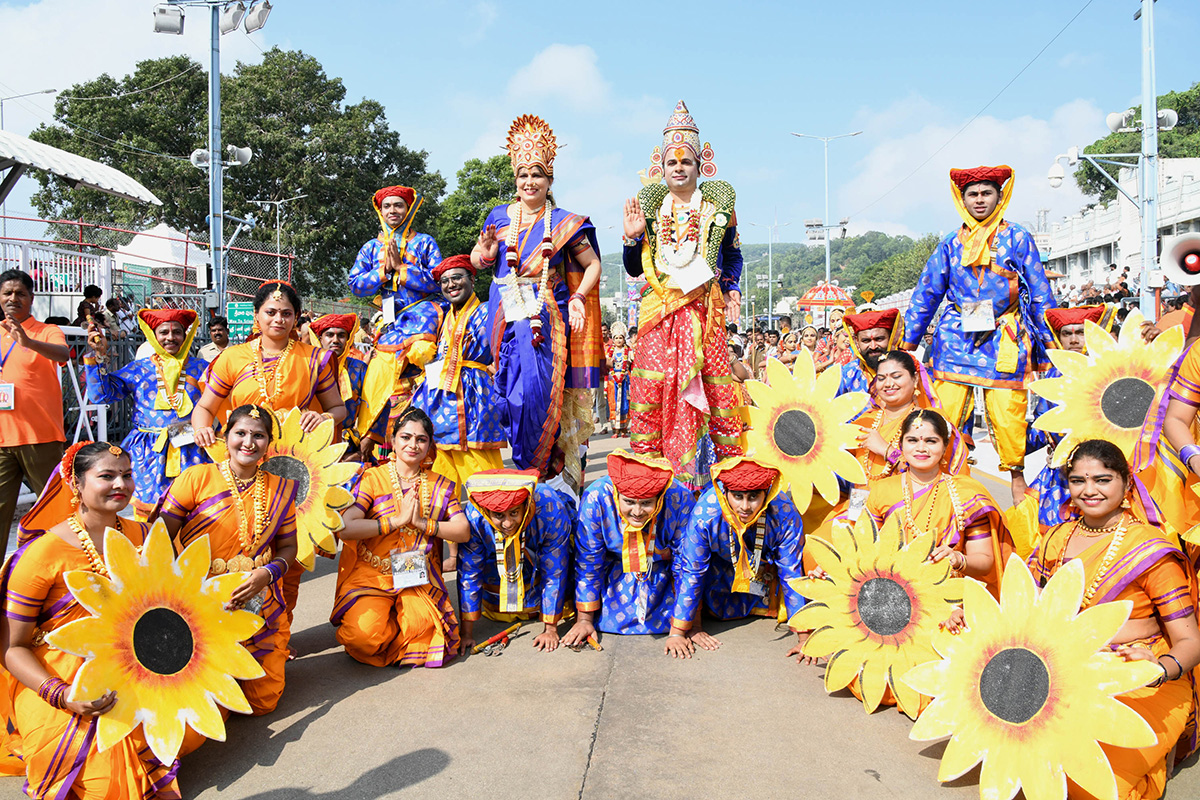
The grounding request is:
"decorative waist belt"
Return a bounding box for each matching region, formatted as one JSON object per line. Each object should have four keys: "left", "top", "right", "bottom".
{"left": 358, "top": 541, "right": 391, "bottom": 574}
{"left": 210, "top": 551, "right": 273, "bottom": 576}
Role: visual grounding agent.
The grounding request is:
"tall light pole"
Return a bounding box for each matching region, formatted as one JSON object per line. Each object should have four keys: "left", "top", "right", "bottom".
{"left": 791, "top": 130, "right": 862, "bottom": 286}
{"left": 155, "top": 1, "right": 272, "bottom": 312}
{"left": 0, "top": 88, "right": 56, "bottom": 238}
{"left": 749, "top": 211, "right": 790, "bottom": 331}
{"left": 252, "top": 193, "right": 307, "bottom": 279}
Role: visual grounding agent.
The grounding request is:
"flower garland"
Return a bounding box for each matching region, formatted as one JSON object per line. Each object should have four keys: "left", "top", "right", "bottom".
{"left": 218, "top": 460, "right": 269, "bottom": 571}
{"left": 251, "top": 338, "right": 293, "bottom": 407}
{"left": 658, "top": 196, "right": 702, "bottom": 270}
{"left": 503, "top": 201, "right": 555, "bottom": 346}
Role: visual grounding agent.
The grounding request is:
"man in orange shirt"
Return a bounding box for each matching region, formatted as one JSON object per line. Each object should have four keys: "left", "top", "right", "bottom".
{"left": 0, "top": 270, "right": 70, "bottom": 551}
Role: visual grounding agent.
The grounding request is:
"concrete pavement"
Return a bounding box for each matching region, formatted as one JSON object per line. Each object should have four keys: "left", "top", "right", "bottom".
{"left": 1, "top": 436, "right": 1198, "bottom": 798}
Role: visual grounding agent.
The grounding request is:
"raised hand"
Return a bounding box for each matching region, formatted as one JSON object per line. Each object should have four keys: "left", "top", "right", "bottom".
{"left": 623, "top": 198, "right": 647, "bottom": 240}
{"left": 478, "top": 224, "right": 500, "bottom": 264}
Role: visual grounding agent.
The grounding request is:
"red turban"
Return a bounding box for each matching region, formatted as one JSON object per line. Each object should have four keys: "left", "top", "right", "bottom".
{"left": 309, "top": 314, "right": 358, "bottom": 336}
{"left": 950, "top": 166, "right": 1012, "bottom": 191}
{"left": 467, "top": 469, "right": 539, "bottom": 513}
{"left": 138, "top": 308, "right": 196, "bottom": 330}
{"left": 1045, "top": 305, "right": 1105, "bottom": 331}
{"left": 843, "top": 308, "right": 899, "bottom": 334}
{"left": 432, "top": 254, "right": 477, "bottom": 282}
{"left": 718, "top": 460, "right": 778, "bottom": 492}
{"left": 608, "top": 451, "right": 673, "bottom": 499}
{"left": 373, "top": 185, "right": 416, "bottom": 210}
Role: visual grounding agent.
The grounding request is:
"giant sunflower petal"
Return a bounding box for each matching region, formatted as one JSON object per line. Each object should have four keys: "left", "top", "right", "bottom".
{"left": 54, "top": 523, "right": 262, "bottom": 764}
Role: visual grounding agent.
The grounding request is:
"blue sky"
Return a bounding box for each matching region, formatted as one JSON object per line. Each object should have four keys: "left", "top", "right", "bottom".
{"left": 2, "top": 0, "right": 1199, "bottom": 256}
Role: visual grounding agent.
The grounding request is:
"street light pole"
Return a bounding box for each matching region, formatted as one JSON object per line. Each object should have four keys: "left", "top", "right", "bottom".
{"left": 1139, "top": 0, "right": 1159, "bottom": 319}
{"left": 252, "top": 193, "right": 307, "bottom": 280}
{"left": 791, "top": 130, "right": 862, "bottom": 285}
{"left": 207, "top": 4, "right": 224, "bottom": 311}
{"left": 0, "top": 88, "right": 56, "bottom": 238}
{"left": 749, "top": 213, "right": 790, "bottom": 331}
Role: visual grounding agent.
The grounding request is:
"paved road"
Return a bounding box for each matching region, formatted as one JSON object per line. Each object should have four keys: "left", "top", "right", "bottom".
{"left": 1, "top": 436, "right": 1198, "bottom": 798}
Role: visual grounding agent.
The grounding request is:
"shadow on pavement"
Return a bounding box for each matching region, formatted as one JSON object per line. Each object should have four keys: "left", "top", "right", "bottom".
{"left": 231, "top": 748, "right": 451, "bottom": 799}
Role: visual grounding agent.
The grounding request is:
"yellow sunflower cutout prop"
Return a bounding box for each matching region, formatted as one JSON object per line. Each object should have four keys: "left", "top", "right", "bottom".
{"left": 743, "top": 350, "right": 868, "bottom": 512}
{"left": 45, "top": 521, "right": 265, "bottom": 765}
{"left": 1029, "top": 309, "right": 1182, "bottom": 467}
{"left": 903, "top": 555, "right": 1161, "bottom": 800}
{"left": 788, "top": 513, "right": 962, "bottom": 718}
{"left": 208, "top": 409, "right": 358, "bottom": 569}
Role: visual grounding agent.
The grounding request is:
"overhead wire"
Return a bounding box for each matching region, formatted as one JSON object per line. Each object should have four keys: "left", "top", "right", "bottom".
{"left": 845, "top": 0, "right": 1098, "bottom": 219}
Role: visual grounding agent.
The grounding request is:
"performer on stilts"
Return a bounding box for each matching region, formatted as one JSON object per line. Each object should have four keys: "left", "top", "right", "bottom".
{"left": 622, "top": 101, "right": 744, "bottom": 489}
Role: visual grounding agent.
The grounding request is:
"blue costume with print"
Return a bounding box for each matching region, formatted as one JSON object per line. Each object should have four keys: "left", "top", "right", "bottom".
{"left": 902, "top": 222, "right": 1056, "bottom": 390}
{"left": 575, "top": 477, "right": 696, "bottom": 635}
{"left": 411, "top": 294, "right": 505, "bottom": 450}
{"left": 84, "top": 356, "right": 209, "bottom": 513}
{"left": 671, "top": 487, "right": 806, "bottom": 625}
{"left": 459, "top": 484, "right": 571, "bottom": 622}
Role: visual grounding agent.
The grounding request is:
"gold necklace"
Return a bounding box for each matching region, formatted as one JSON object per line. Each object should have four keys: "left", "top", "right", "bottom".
{"left": 1076, "top": 515, "right": 1125, "bottom": 536}
{"left": 1078, "top": 514, "right": 1129, "bottom": 607}
{"left": 67, "top": 514, "right": 123, "bottom": 577}
{"left": 252, "top": 338, "right": 293, "bottom": 407}
{"left": 859, "top": 404, "right": 911, "bottom": 481}
{"left": 219, "top": 460, "right": 268, "bottom": 555}
{"left": 387, "top": 462, "right": 429, "bottom": 545}
{"left": 902, "top": 472, "right": 941, "bottom": 539}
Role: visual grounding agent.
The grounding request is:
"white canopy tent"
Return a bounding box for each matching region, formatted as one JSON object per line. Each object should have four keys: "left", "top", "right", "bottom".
{"left": 0, "top": 129, "right": 162, "bottom": 206}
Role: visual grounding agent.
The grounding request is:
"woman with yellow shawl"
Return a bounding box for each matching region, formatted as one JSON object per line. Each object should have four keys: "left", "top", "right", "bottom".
{"left": 988, "top": 439, "right": 1198, "bottom": 800}
{"left": 82, "top": 308, "right": 209, "bottom": 520}
{"left": 332, "top": 407, "right": 468, "bottom": 668}
{"left": 158, "top": 405, "right": 299, "bottom": 716}
{"left": 0, "top": 442, "right": 180, "bottom": 798}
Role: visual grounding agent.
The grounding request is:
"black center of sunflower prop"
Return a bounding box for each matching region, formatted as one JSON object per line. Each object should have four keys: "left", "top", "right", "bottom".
{"left": 1100, "top": 378, "right": 1155, "bottom": 430}
{"left": 264, "top": 455, "right": 310, "bottom": 503}
{"left": 774, "top": 409, "right": 817, "bottom": 457}
{"left": 979, "top": 647, "right": 1049, "bottom": 724}
{"left": 857, "top": 577, "right": 912, "bottom": 636}
{"left": 132, "top": 607, "right": 194, "bottom": 675}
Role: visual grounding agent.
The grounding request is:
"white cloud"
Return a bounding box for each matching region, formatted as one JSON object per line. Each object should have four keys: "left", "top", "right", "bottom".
{"left": 0, "top": 0, "right": 265, "bottom": 139}
{"left": 505, "top": 44, "right": 611, "bottom": 112}
{"left": 839, "top": 95, "right": 1106, "bottom": 237}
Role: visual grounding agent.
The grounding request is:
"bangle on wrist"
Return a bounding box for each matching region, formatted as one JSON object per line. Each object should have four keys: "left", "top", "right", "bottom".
{"left": 1181, "top": 445, "right": 1200, "bottom": 472}
{"left": 622, "top": 235, "right": 643, "bottom": 247}
{"left": 1161, "top": 653, "right": 1184, "bottom": 681}
{"left": 570, "top": 292, "right": 586, "bottom": 304}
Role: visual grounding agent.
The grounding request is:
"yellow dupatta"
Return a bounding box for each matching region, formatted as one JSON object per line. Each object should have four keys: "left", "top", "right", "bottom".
{"left": 711, "top": 456, "right": 784, "bottom": 593}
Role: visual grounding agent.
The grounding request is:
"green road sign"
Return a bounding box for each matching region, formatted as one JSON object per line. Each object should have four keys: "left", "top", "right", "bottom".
{"left": 227, "top": 301, "right": 255, "bottom": 342}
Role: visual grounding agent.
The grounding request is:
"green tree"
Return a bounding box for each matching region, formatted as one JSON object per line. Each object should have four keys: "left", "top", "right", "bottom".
{"left": 1076, "top": 82, "right": 1200, "bottom": 202}
{"left": 28, "top": 49, "right": 445, "bottom": 298}
{"left": 854, "top": 234, "right": 940, "bottom": 302}
{"left": 434, "top": 155, "right": 514, "bottom": 301}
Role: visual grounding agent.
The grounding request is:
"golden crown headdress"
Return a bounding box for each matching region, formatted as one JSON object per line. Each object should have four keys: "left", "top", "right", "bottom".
{"left": 506, "top": 114, "right": 558, "bottom": 176}
{"left": 646, "top": 100, "right": 717, "bottom": 183}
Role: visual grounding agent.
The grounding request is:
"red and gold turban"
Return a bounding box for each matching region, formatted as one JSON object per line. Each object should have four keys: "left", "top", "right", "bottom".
{"left": 843, "top": 308, "right": 899, "bottom": 335}
{"left": 1045, "top": 305, "right": 1105, "bottom": 331}
{"left": 949, "top": 165, "right": 1012, "bottom": 191}
{"left": 309, "top": 314, "right": 358, "bottom": 337}
{"left": 608, "top": 450, "right": 673, "bottom": 499}
{"left": 372, "top": 185, "right": 416, "bottom": 210}
{"left": 716, "top": 459, "right": 778, "bottom": 492}
{"left": 465, "top": 469, "right": 540, "bottom": 513}
{"left": 431, "top": 254, "right": 476, "bottom": 282}
{"left": 506, "top": 115, "right": 558, "bottom": 176}
{"left": 137, "top": 308, "right": 197, "bottom": 331}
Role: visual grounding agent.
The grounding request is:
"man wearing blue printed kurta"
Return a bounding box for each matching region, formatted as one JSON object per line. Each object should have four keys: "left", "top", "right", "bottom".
{"left": 562, "top": 450, "right": 696, "bottom": 646}
{"left": 902, "top": 166, "right": 1056, "bottom": 505}
{"left": 459, "top": 469, "right": 571, "bottom": 653}
{"left": 82, "top": 308, "right": 209, "bottom": 519}
{"left": 669, "top": 457, "right": 806, "bottom": 658}
{"left": 349, "top": 185, "right": 445, "bottom": 440}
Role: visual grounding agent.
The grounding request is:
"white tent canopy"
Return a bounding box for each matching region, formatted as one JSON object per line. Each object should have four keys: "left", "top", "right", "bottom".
{"left": 0, "top": 129, "right": 162, "bottom": 206}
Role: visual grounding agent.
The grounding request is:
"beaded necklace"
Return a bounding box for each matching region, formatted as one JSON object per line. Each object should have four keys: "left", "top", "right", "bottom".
{"left": 150, "top": 354, "right": 185, "bottom": 411}
{"left": 219, "top": 460, "right": 268, "bottom": 556}
{"left": 902, "top": 472, "right": 966, "bottom": 544}
{"left": 251, "top": 338, "right": 294, "bottom": 407}
{"left": 1074, "top": 513, "right": 1129, "bottom": 607}
{"left": 502, "top": 202, "right": 554, "bottom": 313}
{"left": 859, "top": 404, "right": 912, "bottom": 481}
{"left": 66, "top": 514, "right": 124, "bottom": 577}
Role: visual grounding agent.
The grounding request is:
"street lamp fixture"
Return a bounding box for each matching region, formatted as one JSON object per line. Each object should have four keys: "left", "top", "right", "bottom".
{"left": 791, "top": 130, "right": 862, "bottom": 285}
{"left": 152, "top": 4, "right": 185, "bottom": 34}
{"left": 218, "top": 1, "right": 245, "bottom": 33}
{"left": 243, "top": 0, "right": 271, "bottom": 32}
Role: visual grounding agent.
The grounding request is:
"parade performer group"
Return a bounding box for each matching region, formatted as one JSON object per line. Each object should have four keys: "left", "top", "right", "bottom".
{"left": 6, "top": 95, "right": 1200, "bottom": 799}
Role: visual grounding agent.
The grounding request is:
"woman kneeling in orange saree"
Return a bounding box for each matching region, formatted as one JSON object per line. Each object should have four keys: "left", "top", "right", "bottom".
{"left": 332, "top": 407, "right": 468, "bottom": 667}
{"left": 158, "top": 405, "right": 298, "bottom": 716}
{"left": 1027, "top": 440, "right": 1200, "bottom": 800}
{"left": 0, "top": 443, "right": 180, "bottom": 799}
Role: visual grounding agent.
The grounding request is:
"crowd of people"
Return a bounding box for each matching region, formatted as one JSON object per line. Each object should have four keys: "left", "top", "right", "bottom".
{"left": 0, "top": 102, "right": 1199, "bottom": 799}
